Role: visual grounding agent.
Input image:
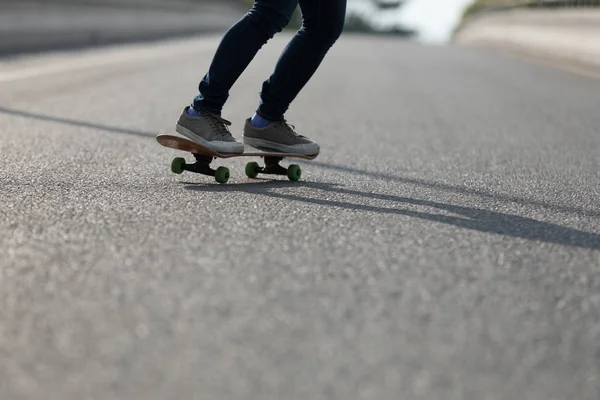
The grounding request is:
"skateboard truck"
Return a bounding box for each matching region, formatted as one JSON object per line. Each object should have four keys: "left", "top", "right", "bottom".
{"left": 245, "top": 157, "right": 301, "bottom": 182}
{"left": 171, "top": 154, "right": 231, "bottom": 183}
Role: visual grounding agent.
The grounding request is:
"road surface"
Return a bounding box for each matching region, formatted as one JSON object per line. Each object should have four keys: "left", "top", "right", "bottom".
{"left": 1, "top": 33, "right": 600, "bottom": 400}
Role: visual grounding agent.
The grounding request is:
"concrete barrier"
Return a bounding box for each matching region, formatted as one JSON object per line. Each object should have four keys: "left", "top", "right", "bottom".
{"left": 0, "top": 0, "right": 245, "bottom": 55}
{"left": 454, "top": 9, "right": 600, "bottom": 74}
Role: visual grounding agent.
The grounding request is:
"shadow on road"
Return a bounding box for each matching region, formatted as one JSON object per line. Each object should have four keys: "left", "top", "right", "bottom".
{"left": 0, "top": 106, "right": 154, "bottom": 138}
{"left": 3, "top": 105, "right": 599, "bottom": 250}
{"left": 306, "top": 161, "right": 600, "bottom": 219}
{"left": 185, "top": 180, "right": 600, "bottom": 250}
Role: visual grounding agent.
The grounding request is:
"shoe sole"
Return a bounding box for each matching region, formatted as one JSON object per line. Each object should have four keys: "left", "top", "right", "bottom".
{"left": 243, "top": 136, "right": 319, "bottom": 155}
{"left": 176, "top": 124, "right": 244, "bottom": 154}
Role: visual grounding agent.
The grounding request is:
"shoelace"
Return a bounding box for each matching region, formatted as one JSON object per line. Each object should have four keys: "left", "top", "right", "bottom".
{"left": 205, "top": 112, "right": 234, "bottom": 139}
{"left": 279, "top": 119, "right": 300, "bottom": 137}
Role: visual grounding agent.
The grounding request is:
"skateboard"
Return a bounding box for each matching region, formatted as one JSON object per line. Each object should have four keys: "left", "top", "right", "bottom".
{"left": 156, "top": 134, "right": 319, "bottom": 184}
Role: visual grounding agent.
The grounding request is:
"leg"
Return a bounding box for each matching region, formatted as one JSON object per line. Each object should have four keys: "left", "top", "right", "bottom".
{"left": 192, "top": 0, "right": 299, "bottom": 115}
{"left": 240, "top": 0, "right": 346, "bottom": 155}
{"left": 175, "top": 0, "right": 298, "bottom": 154}
{"left": 256, "top": 0, "right": 347, "bottom": 121}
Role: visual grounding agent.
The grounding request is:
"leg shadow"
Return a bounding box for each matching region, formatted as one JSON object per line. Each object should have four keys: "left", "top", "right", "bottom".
{"left": 3, "top": 104, "right": 598, "bottom": 249}
{"left": 185, "top": 180, "right": 600, "bottom": 250}
{"left": 0, "top": 106, "right": 154, "bottom": 138}
{"left": 306, "top": 161, "right": 600, "bottom": 218}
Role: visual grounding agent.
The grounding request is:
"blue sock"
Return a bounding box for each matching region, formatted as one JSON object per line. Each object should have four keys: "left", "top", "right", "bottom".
{"left": 187, "top": 106, "right": 201, "bottom": 117}
{"left": 250, "top": 113, "right": 271, "bottom": 128}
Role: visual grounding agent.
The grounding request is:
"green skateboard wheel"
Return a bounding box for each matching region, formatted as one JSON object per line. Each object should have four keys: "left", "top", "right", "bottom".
{"left": 215, "top": 166, "right": 230, "bottom": 184}
{"left": 287, "top": 164, "right": 301, "bottom": 181}
{"left": 171, "top": 157, "right": 186, "bottom": 174}
{"left": 245, "top": 161, "right": 260, "bottom": 179}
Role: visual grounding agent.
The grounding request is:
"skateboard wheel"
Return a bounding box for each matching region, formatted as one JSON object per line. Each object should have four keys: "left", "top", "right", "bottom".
{"left": 215, "top": 166, "right": 230, "bottom": 184}
{"left": 245, "top": 161, "right": 260, "bottom": 179}
{"left": 287, "top": 165, "right": 301, "bottom": 181}
{"left": 171, "top": 157, "right": 186, "bottom": 174}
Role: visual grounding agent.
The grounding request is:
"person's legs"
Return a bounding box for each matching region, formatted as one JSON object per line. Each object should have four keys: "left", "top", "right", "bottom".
{"left": 175, "top": 0, "right": 298, "bottom": 153}
{"left": 192, "top": 0, "right": 299, "bottom": 115}
{"left": 242, "top": 0, "right": 347, "bottom": 155}
{"left": 256, "top": 0, "right": 346, "bottom": 121}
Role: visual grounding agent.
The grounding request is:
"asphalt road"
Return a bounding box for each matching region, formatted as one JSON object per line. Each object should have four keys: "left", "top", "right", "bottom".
{"left": 1, "top": 33, "right": 600, "bottom": 400}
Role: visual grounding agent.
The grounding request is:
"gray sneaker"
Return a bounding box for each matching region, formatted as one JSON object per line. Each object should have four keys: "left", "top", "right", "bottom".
{"left": 242, "top": 118, "right": 320, "bottom": 155}
{"left": 175, "top": 107, "right": 244, "bottom": 154}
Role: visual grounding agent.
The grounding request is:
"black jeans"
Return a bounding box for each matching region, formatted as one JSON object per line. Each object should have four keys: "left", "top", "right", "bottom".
{"left": 192, "top": 0, "right": 347, "bottom": 121}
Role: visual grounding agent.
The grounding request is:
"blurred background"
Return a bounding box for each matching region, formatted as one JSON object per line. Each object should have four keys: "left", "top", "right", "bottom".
{"left": 1, "top": 0, "right": 599, "bottom": 60}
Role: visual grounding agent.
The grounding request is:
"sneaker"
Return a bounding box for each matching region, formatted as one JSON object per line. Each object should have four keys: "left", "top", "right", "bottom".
{"left": 242, "top": 118, "right": 320, "bottom": 155}
{"left": 175, "top": 107, "right": 244, "bottom": 154}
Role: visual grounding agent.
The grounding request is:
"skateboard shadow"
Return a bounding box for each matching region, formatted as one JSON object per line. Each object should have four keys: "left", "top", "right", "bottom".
{"left": 3, "top": 105, "right": 598, "bottom": 248}
{"left": 184, "top": 180, "right": 600, "bottom": 250}
{"left": 3, "top": 104, "right": 597, "bottom": 217}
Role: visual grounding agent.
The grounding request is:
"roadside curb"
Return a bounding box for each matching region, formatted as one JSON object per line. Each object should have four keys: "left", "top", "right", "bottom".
{"left": 454, "top": 9, "right": 600, "bottom": 77}
{"left": 0, "top": 1, "right": 244, "bottom": 55}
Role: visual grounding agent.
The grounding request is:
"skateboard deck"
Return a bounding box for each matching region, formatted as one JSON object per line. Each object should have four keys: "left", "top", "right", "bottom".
{"left": 156, "top": 134, "right": 319, "bottom": 184}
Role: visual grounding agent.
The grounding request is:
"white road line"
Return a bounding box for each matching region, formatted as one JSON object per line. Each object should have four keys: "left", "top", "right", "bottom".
{"left": 0, "top": 36, "right": 218, "bottom": 83}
